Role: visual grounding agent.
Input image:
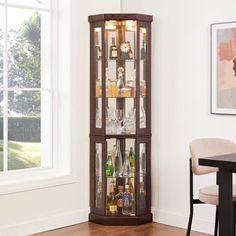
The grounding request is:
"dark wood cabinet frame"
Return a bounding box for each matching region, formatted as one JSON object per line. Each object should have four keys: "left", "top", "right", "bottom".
{"left": 89, "top": 13, "right": 153, "bottom": 225}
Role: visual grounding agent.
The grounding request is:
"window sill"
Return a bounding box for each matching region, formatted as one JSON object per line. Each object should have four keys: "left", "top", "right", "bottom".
{"left": 0, "top": 168, "right": 77, "bottom": 195}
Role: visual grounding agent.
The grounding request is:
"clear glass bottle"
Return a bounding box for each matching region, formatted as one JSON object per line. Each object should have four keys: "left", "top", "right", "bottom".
{"left": 114, "top": 140, "right": 123, "bottom": 177}
{"left": 122, "top": 184, "right": 132, "bottom": 215}
{"left": 130, "top": 193, "right": 135, "bottom": 216}
{"left": 122, "top": 151, "right": 131, "bottom": 177}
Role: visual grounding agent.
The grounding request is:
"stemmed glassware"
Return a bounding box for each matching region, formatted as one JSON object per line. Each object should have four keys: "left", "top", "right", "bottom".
{"left": 106, "top": 107, "right": 136, "bottom": 134}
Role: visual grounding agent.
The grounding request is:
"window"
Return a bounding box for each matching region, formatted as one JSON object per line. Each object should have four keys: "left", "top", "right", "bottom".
{"left": 0, "top": 0, "right": 72, "bottom": 192}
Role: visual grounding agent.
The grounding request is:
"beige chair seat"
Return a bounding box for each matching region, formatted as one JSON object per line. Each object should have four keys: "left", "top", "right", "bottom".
{"left": 199, "top": 185, "right": 236, "bottom": 205}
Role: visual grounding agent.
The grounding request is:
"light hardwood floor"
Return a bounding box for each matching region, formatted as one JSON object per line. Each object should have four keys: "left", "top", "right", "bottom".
{"left": 34, "top": 222, "right": 210, "bottom": 236}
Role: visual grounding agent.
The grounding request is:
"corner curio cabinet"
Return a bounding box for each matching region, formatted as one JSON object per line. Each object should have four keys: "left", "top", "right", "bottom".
{"left": 89, "top": 13, "right": 153, "bottom": 225}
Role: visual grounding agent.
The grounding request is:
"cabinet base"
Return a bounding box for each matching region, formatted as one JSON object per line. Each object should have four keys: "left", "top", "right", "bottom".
{"left": 89, "top": 213, "right": 152, "bottom": 225}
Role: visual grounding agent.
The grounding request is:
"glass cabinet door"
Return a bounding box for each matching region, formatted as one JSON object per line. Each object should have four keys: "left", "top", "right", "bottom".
{"left": 139, "top": 143, "right": 147, "bottom": 209}
{"left": 94, "top": 27, "right": 103, "bottom": 129}
{"left": 139, "top": 27, "right": 147, "bottom": 129}
{"left": 105, "top": 138, "right": 136, "bottom": 216}
{"left": 95, "top": 143, "right": 103, "bottom": 208}
{"left": 105, "top": 20, "right": 137, "bottom": 135}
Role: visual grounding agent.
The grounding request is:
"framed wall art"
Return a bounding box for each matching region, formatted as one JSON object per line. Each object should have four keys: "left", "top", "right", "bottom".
{"left": 211, "top": 21, "right": 236, "bottom": 114}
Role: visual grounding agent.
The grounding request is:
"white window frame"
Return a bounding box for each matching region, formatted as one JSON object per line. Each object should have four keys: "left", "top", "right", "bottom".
{"left": 0, "top": 0, "right": 75, "bottom": 194}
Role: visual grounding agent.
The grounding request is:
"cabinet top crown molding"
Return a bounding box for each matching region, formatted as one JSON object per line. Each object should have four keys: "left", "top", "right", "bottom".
{"left": 88, "top": 13, "right": 153, "bottom": 23}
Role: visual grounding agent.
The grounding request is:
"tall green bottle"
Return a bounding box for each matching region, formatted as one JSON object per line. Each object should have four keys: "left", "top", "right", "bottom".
{"left": 106, "top": 154, "right": 114, "bottom": 176}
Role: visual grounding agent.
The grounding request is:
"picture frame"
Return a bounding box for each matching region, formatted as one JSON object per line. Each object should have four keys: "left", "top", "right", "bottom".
{"left": 211, "top": 21, "right": 236, "bottom": 114}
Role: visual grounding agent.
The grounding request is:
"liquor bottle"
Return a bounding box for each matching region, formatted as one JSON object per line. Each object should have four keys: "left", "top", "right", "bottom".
{"left": 110, "top": 37, "right": 118, "bottom": 59}
{"left": 114, "top": 140, "right": 123, "bottom": 177}
{"left": 122, "top": 184, "right": 132, "bottom": 215}
{"left": 128, "top": 177, "right": 134, "bottom": 194}
{"left": 128, "top": 147, "right": 135, "bottom": 177}
{"left": 139, "top": 181, "right": 146, "bottom": 209}
{"left": 130, "top": 193, "right": 135, "bottom": 216}
{"left": 140, "top": 145, "right": 146, "bottom": 176}
{"left": 122, "top": 151, "right": 131, "bottom": 177}
{"left": 140, "top": 40, "right": 146, "bottom": 60}
{"left": 106, "top": 153, "right": 114, "bottom": 176}
{"left": 96, "top": 180, "right": 102, "bottom": 208}
{"left": 95, "top": 147, "right": 102, "bottom": 177}
{"left": 107, "top": 181, "right": 118, "bottom": 215}
{"left": 116, "top": 185, "right": 124, "bottom": 215}
{"left": 128, "top": 41, "right": 133, "bottom": 59}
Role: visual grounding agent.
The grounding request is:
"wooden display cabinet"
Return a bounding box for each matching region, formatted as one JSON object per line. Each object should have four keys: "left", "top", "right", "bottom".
{"left": 88, "top": 13, "right": 153, "bottom": 225}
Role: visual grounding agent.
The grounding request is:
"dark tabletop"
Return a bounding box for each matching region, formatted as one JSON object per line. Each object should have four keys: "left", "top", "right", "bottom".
{"left": 199, "top": 153, "right": 236, "bottom": 170}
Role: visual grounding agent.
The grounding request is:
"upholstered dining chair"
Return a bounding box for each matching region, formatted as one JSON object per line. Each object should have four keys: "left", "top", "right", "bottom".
{"left": 187, "top": 138, "right": 236, "bottom": 236}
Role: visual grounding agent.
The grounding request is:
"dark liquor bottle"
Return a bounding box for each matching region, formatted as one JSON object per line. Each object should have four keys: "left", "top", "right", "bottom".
{"left": 107, "top": 181, "right": 118, "bottom": 215}
{"left": 110, "top": 37, "right": 118, "bottom": 59}
{"left": 128, "top": 41, "right": 133, "bottom": 59}
{"left": 141, "top": 40, "right": 146, "bottom": 60}
{"left": 116, "top": 185, "right": 124, "bottom": 215}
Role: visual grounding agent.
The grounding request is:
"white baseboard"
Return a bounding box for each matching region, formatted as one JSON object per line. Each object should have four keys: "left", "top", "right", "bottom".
{"left": 0, "top": 207, "right": 214, "bottom": 236}
{"left": 0, "top": 208, "right": 89, "bottom": 236}
{"left": 152, "top": 207, "right": 214, "bottom": 235}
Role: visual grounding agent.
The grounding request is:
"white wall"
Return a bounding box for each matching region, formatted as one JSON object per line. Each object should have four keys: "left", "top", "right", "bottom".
{"left": 0, "top": 1, "right": 120, "bottom": 235}
{"left": 122, "top": 0, "right": 236, "bottom": 234}
{"left": 2, "top": 0, "right": 236, "bottom": 235}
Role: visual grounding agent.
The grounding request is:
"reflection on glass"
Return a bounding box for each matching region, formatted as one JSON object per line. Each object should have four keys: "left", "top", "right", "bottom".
{"left": 0, "top": 92, "right": 3, "bottom": 171}
{"left": 8, "top": 91, "right": 41, "bottom": 170}
{"left": 139, "top": 143, "right": 146, "bottom": 176}
{"left": 0, "top": 7, "right": 3, "bottom": 89}
{"left": 94, "top": 27, "right": 102, "bottom": 128}
{"left": 140, "top": 27, "right": 147, "bottom": 129}
{"left": 140, "top": 99, "right": 146, "bottom": 129}
{"left": 8, "top": 0, "right": 50, "bottom": 8}
{"left": 106, "top": 138, "right": 136, "bottom": 216}
{"left": 95, "top": 143, "right": 102, "bottom": 208}
{"left": 139, "top": 143, "right": 146, "bottom": 209}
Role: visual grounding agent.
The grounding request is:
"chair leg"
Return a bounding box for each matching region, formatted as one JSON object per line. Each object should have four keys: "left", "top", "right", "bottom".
{"left": 186, "top": 204, "right": 193, "bottom": 236}
{"left": 234, "top": 203, "right": 236, "bottom": 236}
{"left": 214, "top": 206, "right": 218, "bottom": 236}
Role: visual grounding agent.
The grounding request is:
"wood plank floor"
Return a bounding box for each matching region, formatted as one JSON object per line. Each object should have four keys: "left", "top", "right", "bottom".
{"left": 34, "top": 222, "right": 210, "bottom": 236}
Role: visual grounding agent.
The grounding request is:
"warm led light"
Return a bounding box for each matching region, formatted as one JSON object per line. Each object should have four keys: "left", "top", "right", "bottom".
{"left": 126, "top": 20, "right": 136, "bottom": 31}
{"left": 94, "top": 28, "right": 101, "bottom": 32}
{"left": 105, "top": 21, "right": 117, "bottom": 30}
{"left": 141, "top": 28, "right": 147, "bottom": 34}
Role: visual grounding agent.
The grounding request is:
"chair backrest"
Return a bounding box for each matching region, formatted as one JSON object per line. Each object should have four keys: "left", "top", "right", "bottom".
{"left": 190, "top": 138, "right": 236, "bottom": 175}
